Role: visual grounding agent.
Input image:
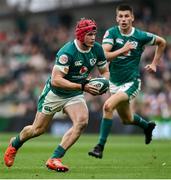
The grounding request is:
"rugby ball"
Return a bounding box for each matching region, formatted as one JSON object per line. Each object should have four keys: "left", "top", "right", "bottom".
{"left": 88, "top": 78, "right": 109, "bottom": 94}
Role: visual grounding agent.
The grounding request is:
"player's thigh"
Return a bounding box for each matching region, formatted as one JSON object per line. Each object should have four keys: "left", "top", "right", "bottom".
{"left": 64, "top": 99, "right": 88, "bottom": 124}
{"left": 116, "top": 101, "right": 133, "bottom": 123}
{"left": 38, "top": 85, "right": 66, "bottom": 115}
{"left": 104, "top": 91, "right": 128, "bottom": 111}
{"left": 110, "top": 79, "right": 141, "bottom": 101}
{"left": 32, "top": 112, "right": 53, "bottom": 131}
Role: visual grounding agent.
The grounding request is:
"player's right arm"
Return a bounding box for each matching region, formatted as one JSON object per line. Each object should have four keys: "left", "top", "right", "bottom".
{"left": 102, "top": 41, "right": 135, "bottom": 61}
{"left": 102, "top": 28, "right": 135, "bottom": 61}
{"left": 51, "top": 65, "right": 81, "bottom": 90}
{"left": 51, "top": 65, "right": 99, "bottom": 95}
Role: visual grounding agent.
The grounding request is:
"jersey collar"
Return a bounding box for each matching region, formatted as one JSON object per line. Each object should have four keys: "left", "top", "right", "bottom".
{"left": 118, "top": 26, "right": 135, "bottom": 37}
{"left": 74, "top": 39, "right": 91, "bottom": 53}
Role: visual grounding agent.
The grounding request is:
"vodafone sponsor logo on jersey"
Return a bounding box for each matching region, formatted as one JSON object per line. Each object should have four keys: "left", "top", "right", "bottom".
{"left": 79, "top": 66, "right": 88, "bottom": 75}
{"left": 58, "top": 54, "right": 68, "bottom": 64}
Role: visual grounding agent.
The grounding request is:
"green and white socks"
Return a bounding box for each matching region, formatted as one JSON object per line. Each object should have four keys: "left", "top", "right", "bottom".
{"left": 133, "top": 114, "right": 148, "bottom": 129}
{"left": 98, "top": 118, "right": 113, "bottom": 147}
{"left": 51, "top": 145, "right": 66, "bottom": 159}
{"left": 97, "top": 114, "right": 149, "bottom": 148}
{"left": 12, "top": 135, "right": 24, "bottom": 150}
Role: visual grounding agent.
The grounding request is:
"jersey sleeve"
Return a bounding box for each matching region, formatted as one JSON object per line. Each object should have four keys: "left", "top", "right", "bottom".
{"left": 141, "top": 31, "right": 156, "bottom": 46}
{"left": 55, "top": 52, "right": 71, "bottom": 74}
{"left": 102, "top": 28, "right": 115, "bottom": 45}
{"left": 95, "top": 43, "right": 107, "bottom": 69}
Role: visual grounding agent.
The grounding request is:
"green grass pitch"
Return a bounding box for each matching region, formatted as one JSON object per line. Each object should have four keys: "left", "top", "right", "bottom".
{"left": 0, "top": 133, "right": 171, "bottom": 179}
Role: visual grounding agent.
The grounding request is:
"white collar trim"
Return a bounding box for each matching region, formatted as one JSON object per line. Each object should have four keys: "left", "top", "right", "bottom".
{"left": 74, "top": 39, "right": 91, "bottom": 53}
{"left": 118, "top": 26, "right": 135, "bottom": 37}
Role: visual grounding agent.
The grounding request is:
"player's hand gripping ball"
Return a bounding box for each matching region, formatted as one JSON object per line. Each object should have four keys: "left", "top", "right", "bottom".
{"left": 88, "top": 78, "right": 109, "bottom": 95}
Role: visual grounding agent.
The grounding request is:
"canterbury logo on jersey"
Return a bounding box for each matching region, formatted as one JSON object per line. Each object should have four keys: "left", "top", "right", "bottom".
{"left": 75, "top": 61, "right": 83, "bottom": 66}
{"left": 116, "top": 38, "right": 124, "bottom": 44}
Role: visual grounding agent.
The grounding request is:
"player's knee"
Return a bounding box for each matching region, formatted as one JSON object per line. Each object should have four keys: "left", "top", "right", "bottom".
{"left": 103, "top": 102, "right": 113, "bottom": 113}
{"left": 79, "top": 119, "right": 88, "bottom": 130}
{"left": 75, "top": 116, "right": 88, "bottom": 131}
{"left": 121, "top": 116, "right": 134, "bottom": 125}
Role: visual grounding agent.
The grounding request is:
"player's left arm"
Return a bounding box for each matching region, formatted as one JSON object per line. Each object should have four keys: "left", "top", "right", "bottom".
{"left": 98, "top": 64, "right": 110, "bottom": 80}
{"left": 95, "top": 43, "right": 110, "bottom": 79}
{"left": 145, "top": 36, "right": 166, "bottom": 72}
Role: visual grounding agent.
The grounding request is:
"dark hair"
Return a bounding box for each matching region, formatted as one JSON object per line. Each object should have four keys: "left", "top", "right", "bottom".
{"left": 116, "top": 4, "right": 133, "bottom": 13}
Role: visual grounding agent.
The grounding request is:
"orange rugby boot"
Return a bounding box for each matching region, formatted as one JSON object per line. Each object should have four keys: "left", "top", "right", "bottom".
{"left": 46, "top": 158, "right": 69, "bottom": 172}
{"left": 4, "top": 137, "right": 17, "bottom": 167}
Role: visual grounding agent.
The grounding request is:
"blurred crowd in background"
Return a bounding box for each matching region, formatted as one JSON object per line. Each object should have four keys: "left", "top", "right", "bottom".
{"left": 0, "top": 1, "right": 171, "bottom": 134}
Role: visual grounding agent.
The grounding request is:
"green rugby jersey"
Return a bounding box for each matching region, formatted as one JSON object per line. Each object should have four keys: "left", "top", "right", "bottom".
{"left": 47, "top": 40, "right": 107, "bottom": 98}
{"left": 103, "top": 26, "right": 156, "bottom": 85}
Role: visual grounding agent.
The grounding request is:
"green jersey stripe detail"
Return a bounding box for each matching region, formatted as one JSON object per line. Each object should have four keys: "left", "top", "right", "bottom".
{"left": 102, "top": 39, "right": 114, "bottom": 44}
{"left": 38, "top": 83, "right": 51, "bottom": 112}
